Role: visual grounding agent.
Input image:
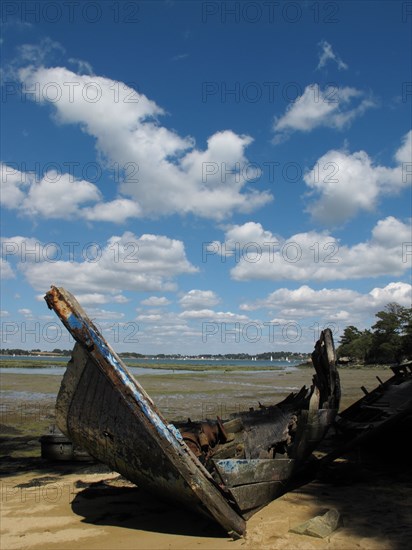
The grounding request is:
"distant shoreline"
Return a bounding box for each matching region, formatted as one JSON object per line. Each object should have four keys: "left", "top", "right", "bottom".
{"left": 0, "top": 360, "right": 293, "bottom": 372}
{"left": 1, "top": 357, "right": 396, "bottom": 372}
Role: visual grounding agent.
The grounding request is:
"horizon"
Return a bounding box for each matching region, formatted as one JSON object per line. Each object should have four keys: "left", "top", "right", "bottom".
{"left": 0, "top": 346, "right": 310, "bottom": 358}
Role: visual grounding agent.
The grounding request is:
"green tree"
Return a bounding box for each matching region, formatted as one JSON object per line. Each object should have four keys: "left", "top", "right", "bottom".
{"left": 400, "top": 308, "right": 412, "bottom": 359}
{"left": 370, "top": 303, "right": 407, "bottom": 363}
{"left": 338, "top": 303, "right": 412, "bottom": 364}
{"left": 338, "top": 326, "right": 361, "bottom": 358}
{"left": 339, "top": 326, "right": 362, "bottom": 347}
{"left": 337, "top": 326, "right": 372, "bottom": 362}
{"left": 351, "top": 329, "right": 373, "bottom": 362}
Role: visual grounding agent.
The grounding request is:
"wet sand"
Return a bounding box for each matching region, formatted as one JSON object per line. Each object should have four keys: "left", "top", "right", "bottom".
{"left": 1, "top": 367, "right": 411, "bottom": 549}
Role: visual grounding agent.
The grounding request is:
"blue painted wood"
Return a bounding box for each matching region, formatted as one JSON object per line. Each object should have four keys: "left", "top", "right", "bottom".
{"left": 45, "top": 286, "right": 246, "bottom": 537}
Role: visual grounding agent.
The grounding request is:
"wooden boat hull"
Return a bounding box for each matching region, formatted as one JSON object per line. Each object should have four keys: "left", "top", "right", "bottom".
{"left": 334, "top": 363, "right": 412, "bottom": 447}
{"left": 46, "top": 287, "right": 245, "bottom": 537}
{"left": 45, "top": 286, "right": 340, "bottom": 535}
{"left": 319, "top": 363, "right": 412, "bottom": 466}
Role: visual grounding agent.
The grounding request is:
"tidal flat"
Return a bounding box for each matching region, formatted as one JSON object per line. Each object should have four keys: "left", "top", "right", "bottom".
{"left": 1, "top": 365, "right": 411, "bottom": 550}
{"left": 1, "top": 365, "right": 393, "bottom": 441}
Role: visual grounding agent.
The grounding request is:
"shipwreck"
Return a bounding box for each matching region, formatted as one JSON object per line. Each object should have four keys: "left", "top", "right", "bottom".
{"left": 321, "top": 361, "right": 412, "bottom": 464}
{"left": 45, "top": 286, "right": 341, "bottom": 537}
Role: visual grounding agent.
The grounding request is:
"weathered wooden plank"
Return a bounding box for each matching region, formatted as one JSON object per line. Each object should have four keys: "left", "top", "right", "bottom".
{"left": 322, "top": 366, "right": 412, "bottom": 465}
{"left": 214, "top": 458, "right": 295, "bottom": 487}
{"left": 55, "top": 342, "right": 88, "bottom": 435}
{"left": 211, "top": 433, "right": 244, "bottom": 460}
{"left": 242, "top": 411, "right": 292, "bottom": 459}
{"left": 222, "top": 418, "right": 243, "bottom": 433}
{"left": 289, "top": 409, "right": 335, "bottom": 460}
{"left": 229, "top": 481, "right": 285, "bottom": 513}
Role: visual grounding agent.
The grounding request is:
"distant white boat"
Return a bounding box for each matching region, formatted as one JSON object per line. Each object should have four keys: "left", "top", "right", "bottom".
{"left": 270, "top": 355, "right": 273, "bottom": 362}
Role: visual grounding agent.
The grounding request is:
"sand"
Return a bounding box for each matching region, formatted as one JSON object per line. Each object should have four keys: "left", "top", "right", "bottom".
{"left": 1, "top": 367, "right": 411, "bottom": 550}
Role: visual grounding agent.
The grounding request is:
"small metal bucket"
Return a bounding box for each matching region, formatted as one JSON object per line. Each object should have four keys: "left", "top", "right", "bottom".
{"left": 39, "top": 433, "right": 74, "bottom": 461}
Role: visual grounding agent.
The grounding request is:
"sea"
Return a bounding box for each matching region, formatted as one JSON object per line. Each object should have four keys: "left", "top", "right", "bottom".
{"left": 0, "top": 354, "right": 301, "bottom": 376}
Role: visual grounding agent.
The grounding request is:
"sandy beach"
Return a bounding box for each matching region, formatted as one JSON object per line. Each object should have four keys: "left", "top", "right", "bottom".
{"left": 1, "top": 367, "right": 411, "bottom": 550}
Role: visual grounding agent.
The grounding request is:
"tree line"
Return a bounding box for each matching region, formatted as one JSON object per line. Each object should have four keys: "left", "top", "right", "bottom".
{"left": 337, "top": 303, "right": 412, "bottom": 364}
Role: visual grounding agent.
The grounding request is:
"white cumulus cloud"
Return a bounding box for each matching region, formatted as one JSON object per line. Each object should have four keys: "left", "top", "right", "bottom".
{"left": 82, "top": 198, "right": 142, "bottom": 222}
{"left": 179, "top": 309, "right": 250, "bottom": 323}
{"left": 209, "top": 216, "right": 411, "bottom": 282}
{"left": 0, "top": 164, "right": 141, "bottom": 223}
{"left": 16, "top": 231, "right": 198, "bottom": 294}
{"left": 141, "top": 296, "right": 171, "bottom": 306}
{"left": 304, "top": 131, "right": 411, "bottom": 224}
{"left": 18, "top": 66, "right": 272, "bottom": 220}
{"left": 1, "top": 258, "right": 15, "bottom": 279}
{"left": 273, "top": 85, "right": 375, "bottom": 140}
{"left": 240, "top": 282, "right": 412, "bottom": 325}
{"left": 179, "top": 289, "right": 220, "bottom": 310}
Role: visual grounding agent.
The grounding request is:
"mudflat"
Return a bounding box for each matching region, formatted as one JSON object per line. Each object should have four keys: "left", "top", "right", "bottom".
{"left": 1, "top": 366, "right": 411, "bottom": 549}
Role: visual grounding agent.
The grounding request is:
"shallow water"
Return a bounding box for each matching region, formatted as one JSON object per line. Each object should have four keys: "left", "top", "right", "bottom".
{"left": 0, "top": 366, "right": 197, "bottom": 376}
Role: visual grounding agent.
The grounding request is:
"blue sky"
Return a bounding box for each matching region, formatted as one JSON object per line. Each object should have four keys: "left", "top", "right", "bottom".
{"left": 1, "top": 0, "right": 411, "bottom": 354}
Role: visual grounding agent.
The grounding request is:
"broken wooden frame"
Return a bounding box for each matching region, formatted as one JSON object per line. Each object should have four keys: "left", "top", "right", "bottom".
{"left": 45, "top": 286, "right": 341, "bottom": 536}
